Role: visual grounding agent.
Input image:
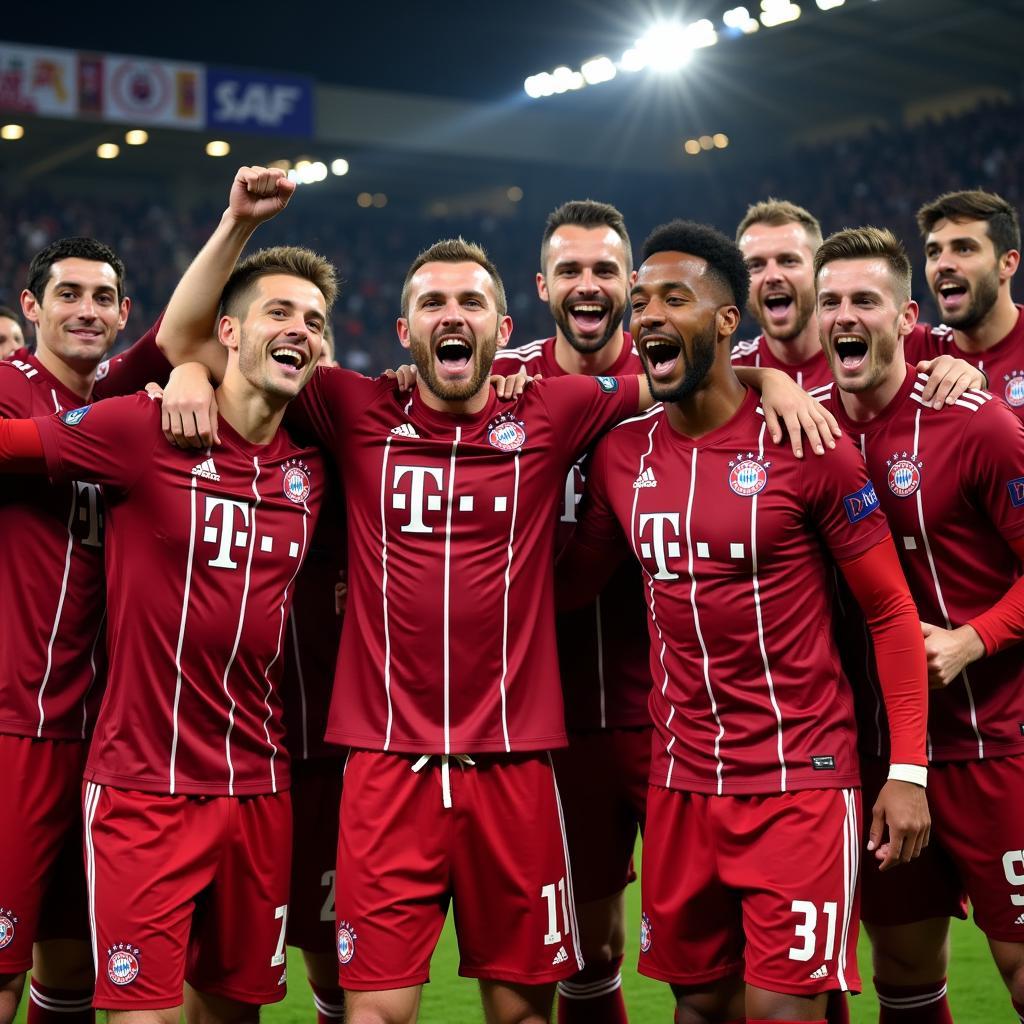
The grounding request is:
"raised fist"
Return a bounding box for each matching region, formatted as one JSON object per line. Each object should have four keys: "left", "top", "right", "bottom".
{"left": 228, "top": 165, "right": 296, "bottom": 225}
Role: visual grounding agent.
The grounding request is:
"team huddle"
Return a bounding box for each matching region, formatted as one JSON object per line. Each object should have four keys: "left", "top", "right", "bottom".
{"left": 0, "top": 166, "right": 1021, "bottom": 1024}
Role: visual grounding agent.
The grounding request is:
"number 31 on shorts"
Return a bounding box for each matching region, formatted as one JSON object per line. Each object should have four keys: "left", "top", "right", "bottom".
{"left": 788, "top": 900, "right": 837, "bottom": 962}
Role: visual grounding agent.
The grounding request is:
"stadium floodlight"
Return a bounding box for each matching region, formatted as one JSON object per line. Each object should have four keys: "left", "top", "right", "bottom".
{"left": 524, "top": 72, "right": 556, "bottom": 97}
{"left": 760, "top": 0, "right": 801, "bottom": 27}
{"left": 723, "top": 5, "right": 759, "bottom": 31}
{"left": 124, "top": 129, "right": 148, "bottom": 146}
{"left": 687, "top": 19, "right": 719, "bottom": 49}
{"left": 331, "top": 158, "right": 350, "bottom": 176}
{"left": 713, "top": 132, "right": 730, "bottom": 148}
{"left": 96, "top": 143, "right": 120, "bottom": 159}
{"left": 1, "top": 124, "right": 25, "bottom": 140}
{"left": 581, "top": 56, "right": 617, "bottom": 86}
{"left": 507, "top": 186, "right": 524, "bottom": 202}
{"left": 815, "top": 0, "right": 845, "bottom": 7}
{"left": 634, "top": 22, "right": 695, "bottom": 72}
{"left": 619, "top": 47, "right": 647, "bottom": 73}
{"left": 205, "top": 140, "right": 231, "bottom": 157}
{"left": 684, "top": 139, "right": 702, "bottom": 155}
{"left": 356, "top": 192, "right": 373, "bottom": 208}
{"left": 551, "top": 66, "right": 584, "bottom": 93}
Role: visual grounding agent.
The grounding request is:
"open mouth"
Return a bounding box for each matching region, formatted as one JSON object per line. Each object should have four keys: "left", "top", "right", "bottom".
{"left": 833, "top": 335, "right": 868, "bottom": 370}
{"left": 435, "top": 335, "right": 473, "bottom": 375}
{"left": 643, "top": 336, "right": 682, "bottom": 378}
{"left": 936, "top": 279, "right": 968, "bottom": 308}
{"left": 762, "top": 293, "right": 794, "bottom": 323}
{"left": 568, "top": 301, "right": 608, "bottom": 333}
{"left": 270, "top": 346, "right": 308, "bottom": 372}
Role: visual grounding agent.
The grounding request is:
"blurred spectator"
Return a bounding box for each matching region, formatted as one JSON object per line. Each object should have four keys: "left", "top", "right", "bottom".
{"left": 0, "top": 305, "right": 25, "bottom": 359}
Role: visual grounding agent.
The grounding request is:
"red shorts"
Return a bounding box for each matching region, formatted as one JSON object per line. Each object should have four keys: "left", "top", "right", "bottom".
{"left": 335, "top": 750, "right": 583, "bottom": 990}
{"left": 0, "top": 735, "right": 90, "bottom": 972}
{"left": 83, "top": 784, "right": 291, "bottom": 1009}
{"left": 639, "top": 785, "right": 862, "bottom": 996}
{"left": 287, "top": 757, "right": 345, "bottom": 954}
{"left": 551, "top": 727, "right": 650, "bottom": 903}
{"left": 860, "top": 755, "right": 1024, "bottom": 940}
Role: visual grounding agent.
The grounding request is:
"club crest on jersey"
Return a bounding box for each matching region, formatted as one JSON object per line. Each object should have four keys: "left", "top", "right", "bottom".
{"left": 843, "top": 482, "right": 880, "bottom": 523}
{"left": 1005, "top": 372, "right": 1024, "bottom": 408}
{"left": 337, "top": 921, "right": 357, "bottom": 965}
{"left": 106, "top": 944, "right": 140, "bottom": 986}
{"left": 282, "top": 459, "right": 311, "bottom": 504}
{"left": 1008, "top": 477, "right": 1024, "bottom": 509}
{"left": 886, "top": 454, "right": 923, "bottom": 498}
{"left": 60, "top": 406, "right": 90, "bottom": 426}
{"left": 0, "top": 908, "right": 17, "bottom": 949}
{"left": 640, "top": 912, "right": 652, "bottom": 954}
{"left": 487, "top": 414, "right": 527, "bottom": 453}
{"left": 728, "top": 453, "right": 770, "bottom": 497}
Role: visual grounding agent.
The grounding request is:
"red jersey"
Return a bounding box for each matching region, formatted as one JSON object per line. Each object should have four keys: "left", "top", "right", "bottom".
{"left": 280, "top": 487, "right": 346, "bottom": 761}
{"left": 566, "top": 388, "right": 891, "bottom": 795}
{"left": 818, "top": 369, "right": 1024, "bottom": 762}
{"left": 291, "top": 368, "right": 640, "bottom": 754}
{"left": 731, "top": 334, "right": 833, "bottom": 390}
{"left": 35, "top": 394, "right": 323, "bottom": 796}
{"left": 492, "top": 336, "right": 652, "bottom": 730}
{"left": 0, "top": 333, "right": 170, "bottom": 740}
{"left": 904, "top": 306, "right": 1024, "bottom": 421}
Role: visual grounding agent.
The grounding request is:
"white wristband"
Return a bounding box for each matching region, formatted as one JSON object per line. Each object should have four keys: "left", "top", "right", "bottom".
{"left": 888, "top": 763, "right": 928, "bottom": 788}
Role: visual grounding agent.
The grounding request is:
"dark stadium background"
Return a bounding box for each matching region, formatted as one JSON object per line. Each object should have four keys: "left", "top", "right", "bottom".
{"left": 3, "top": 1, "right": 1021, "bottom": 1019}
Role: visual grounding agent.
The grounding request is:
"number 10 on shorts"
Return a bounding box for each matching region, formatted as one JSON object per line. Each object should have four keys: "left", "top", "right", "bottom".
{"left": 541, "top": 878, "right": 570, "bottom": 946}
{"left": 788, "top": 900, "right": 837, "bottom": 962}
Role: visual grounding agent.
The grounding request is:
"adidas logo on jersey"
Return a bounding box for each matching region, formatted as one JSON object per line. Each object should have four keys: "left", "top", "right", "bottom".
{"left": 551, "top": 946, "right": 568, "bottom": 966}
{"left": 633, "top": 467, "right": 658, "bottom": 489}
{"left": 809, "top": 965, "right": 828, "bottom": 980}
{"left": 391, "top": 423, "right": 420, "bottom": 438}
{"left": 191, "top": 458, "right": 220, "bottom": 482}
{"left": 1015, "top": 913, "right": 1024, "bottom": 925}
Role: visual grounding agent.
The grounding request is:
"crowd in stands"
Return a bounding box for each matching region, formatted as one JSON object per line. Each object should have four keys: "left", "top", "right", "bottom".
{"left": 2, "top": 97, "right": 1021, "bottom": 372}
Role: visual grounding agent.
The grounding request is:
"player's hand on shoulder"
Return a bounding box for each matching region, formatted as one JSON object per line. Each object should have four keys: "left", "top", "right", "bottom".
{"left": 869, "top": 778, "right": 931, "bottom": 872}
{"left": 382, "top": 363, "right": 417, "bottom": 392}
{"left": 758, "top": 368, "right": 841, "bottom": 459}
{"left": 915, "top": 355, "right": 986, "bottom": 408}
{"left": 161, "top": 362, "right": 220, "bottom": 449}
{"left": 920, "top": 621, "right": 985, "bottom": 689}
{"left": 489, "top": 366, "right": 538, "bottom": 400}
{"left": 227, "top": 166, "right": 296, "bottom": 227}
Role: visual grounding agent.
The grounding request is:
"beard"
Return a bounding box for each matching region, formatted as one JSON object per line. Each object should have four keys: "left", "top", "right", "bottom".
{"left": 551, "top": 297, "right": 626, "bottom": 355}
{"left": 937, "top": 266, "right": 1000, "bottom": 330}
{"left": 642, "top": 321, "right": 718, "bottom": 403}
{"left": 753, "top": 290, "right": 815, "bottom": 342}
{"left": 409, "top": 324, "right": 499, "bottom": 402}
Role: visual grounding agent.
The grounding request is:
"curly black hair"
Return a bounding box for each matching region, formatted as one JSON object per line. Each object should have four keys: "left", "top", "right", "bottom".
{"left": 641, "top": 220, "right": 750, "bottom": 308}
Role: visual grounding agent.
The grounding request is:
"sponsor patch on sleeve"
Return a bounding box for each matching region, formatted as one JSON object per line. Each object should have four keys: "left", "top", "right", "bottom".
{"left": 60, "top": 406, "right": 91, "bottom": 426}
{"left": 596, "top": 376, "right": 619, "bottom": 394}
{"left": 843, "top": 481, "right": 879, "bottom": 523}
{"left": 1008, "top": 476, "right": 1024, "bottom": 508}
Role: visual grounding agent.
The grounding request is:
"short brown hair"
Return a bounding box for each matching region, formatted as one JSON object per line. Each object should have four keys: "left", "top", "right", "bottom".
{"left": 814, "top": 227, "right": 912, "bottom": 302}
{"left": 401, "top": 237, "right": 507, "bottom": 318}
{"left": 540, "top": 200, "right": 633, "bottom": 274}
{"left": 916, "top": 189, "right": 1020, "bottom": 257}
{"left": 220, "top": 246, "right": 337, "bottom": 319}
{"left": 736, "top": 198, "right": 823, "bottom": 249}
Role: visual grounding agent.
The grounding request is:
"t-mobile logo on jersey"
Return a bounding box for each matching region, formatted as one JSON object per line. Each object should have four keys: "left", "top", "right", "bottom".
{"left": 203, "top": 496, "right": 251, "bottom": 569}
{"left": 392, "top": 465, "right": 445, "bottom": 534}
{"left": 638, "top": 512, "right": 682, "bottom": 580}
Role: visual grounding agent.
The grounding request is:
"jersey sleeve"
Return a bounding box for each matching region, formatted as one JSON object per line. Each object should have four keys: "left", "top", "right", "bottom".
{"left": 34, "top": 393, "right": 162, "bottom": 493}
{"left": 286, "top": 365, "right": 381, "bottom": 448}
{"left": 959, "top": 397, "right": 1024, "bottom": 542}
{"left": 537, "top": 374, "right": 640, "bottom": 461}
{"left": 93, "top": 317, "right": 172, "bottom": 399}
{"left": 801, "top": 433, "right": 892, "bottom": 562}
{"left": 555, "top": 435, "right": 632, "bottom": 609}
{"left": 0, "top": 362, "right": 38, "bottom": 419}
